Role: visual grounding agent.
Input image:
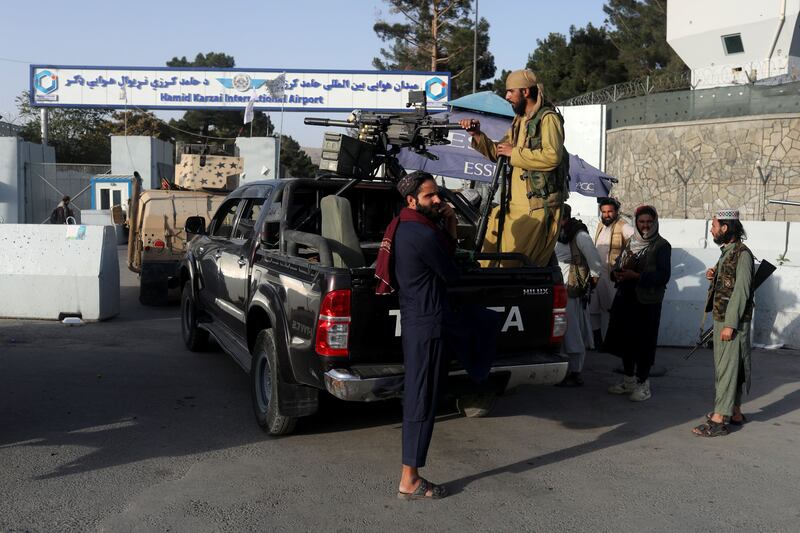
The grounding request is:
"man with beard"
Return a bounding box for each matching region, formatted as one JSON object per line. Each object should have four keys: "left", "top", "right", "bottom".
{"left": 50, "top": 195, "right": 75, "bottom": 224}
{"left": 459, "top": 69, "right": 569, "bottom": 267}
{"left": 375, "top": 172, "right": 457, "bottom": 500}
{"left": 554, "top": 204, "right": 602, "bottom": 386}
{"left": 693, "top": 209, "right": 754, "bottom": 437}
{"left": 591, "top": 198, "right": 633, "bottom": 347}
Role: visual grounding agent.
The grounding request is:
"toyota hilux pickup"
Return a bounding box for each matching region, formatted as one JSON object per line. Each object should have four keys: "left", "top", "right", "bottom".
{"left": 179, "top": 176, "right": 567, "bottom": 435}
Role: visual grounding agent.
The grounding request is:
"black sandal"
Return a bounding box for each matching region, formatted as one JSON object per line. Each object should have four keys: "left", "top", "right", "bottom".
{"left": 397, "top": 478, "right": 447, "bottom": 500}
{"left": 693, "top": 420, "right": 729, "bottom": 437}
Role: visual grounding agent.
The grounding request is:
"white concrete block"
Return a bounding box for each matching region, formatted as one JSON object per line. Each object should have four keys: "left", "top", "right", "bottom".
{"left": 0, "top": 224, "right": 119, "bottom": 320}
{"left": 80, "top": 209, "right": 127, "bottom": 245}
{"left": 658, "top": 248, "right": 720, "bottom": 346}
{"left": 659, "top": 218, "right": 710, "bottom": 249}
{"left": 741, "top": 220, "right": 788, "bottom": 264}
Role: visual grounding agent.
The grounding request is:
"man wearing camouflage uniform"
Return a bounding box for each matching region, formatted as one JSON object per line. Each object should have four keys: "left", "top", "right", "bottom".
{"left": 693, "top": 209, "right": 754, "bottom": 437}
{"left": 459, "top": 69, "right": 569, "bottom": 267}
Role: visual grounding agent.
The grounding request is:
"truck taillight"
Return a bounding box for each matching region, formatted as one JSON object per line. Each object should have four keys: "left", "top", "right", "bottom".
{"left": 153, "top": 239, "right": 166, "bottom": 249}
{"left": 315, "top": 289, "right": 351, "bottom": 357}
{"left": 550, "top": 283, "right": 567, "bottom": 345}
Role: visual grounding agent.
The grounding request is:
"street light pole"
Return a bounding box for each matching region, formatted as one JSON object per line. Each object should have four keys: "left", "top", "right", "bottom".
{"left": 472, "top": 0, "right": 478, "bottom": 93}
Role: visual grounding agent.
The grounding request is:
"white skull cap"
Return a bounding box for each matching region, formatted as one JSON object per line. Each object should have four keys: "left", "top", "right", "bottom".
{"left": 716, "top": 208, "right": 739, "bottom": 220}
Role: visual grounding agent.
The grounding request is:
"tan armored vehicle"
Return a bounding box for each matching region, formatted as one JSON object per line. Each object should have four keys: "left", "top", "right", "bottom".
{"left": 127, "top": 145, "right": 242, "bottom": 305}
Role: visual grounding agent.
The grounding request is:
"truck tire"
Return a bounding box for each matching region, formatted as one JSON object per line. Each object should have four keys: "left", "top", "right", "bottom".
{"left": 181, "top": 283, "right": 208, "bottom": 351}
{"left": 456, "top": 393, "right": 498, "bottom": 418}
{"left": 251, "top": 329, "right": 297, "bottom": 436}
{"left": 140, "top": 278, "right": 165, "bottom": 306}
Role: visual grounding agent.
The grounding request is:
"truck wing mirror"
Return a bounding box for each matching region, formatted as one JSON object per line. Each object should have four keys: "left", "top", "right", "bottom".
{"left": 185, "top": 216, "right": 206, "bottom": 237}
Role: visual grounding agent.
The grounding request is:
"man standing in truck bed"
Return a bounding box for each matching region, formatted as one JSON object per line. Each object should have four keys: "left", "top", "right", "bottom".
{"left": 376, "top": 171, "right": 458, "bottom": 500}
{"left": 459, "top": 69, "right": 569, "bottom": 267}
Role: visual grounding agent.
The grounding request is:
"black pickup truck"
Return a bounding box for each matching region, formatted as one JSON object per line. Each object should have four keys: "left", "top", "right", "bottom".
{"left": 179, "top": 176, "right": 568, "bottom": 435}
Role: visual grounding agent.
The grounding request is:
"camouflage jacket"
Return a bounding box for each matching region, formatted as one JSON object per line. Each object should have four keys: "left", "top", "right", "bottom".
{"left": 706, "top": 242, "right": 755, "bottom": 326}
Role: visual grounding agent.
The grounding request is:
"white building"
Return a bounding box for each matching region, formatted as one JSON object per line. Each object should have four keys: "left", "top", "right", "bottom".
{"left": 668, "top": 0, "right": 800, "bottom": 89}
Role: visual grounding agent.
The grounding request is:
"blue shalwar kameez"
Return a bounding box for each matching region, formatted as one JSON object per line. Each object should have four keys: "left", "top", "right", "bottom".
{"left": 394, "top": 220, "right": 459, "bottom": 468}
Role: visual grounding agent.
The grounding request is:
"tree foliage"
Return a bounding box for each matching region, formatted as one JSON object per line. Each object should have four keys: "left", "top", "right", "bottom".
{"left": 527, "top": 24, "right": 628, "bottom": 102}
{"left": 109, "top": 110, "right": 172, "bottom": 141}
{"left": 603, "top": 0, "right": 687, "bottom": 77}
{"left": 373, "top": 0, "right": 496, "bottom": 98}
{"left": 278, "top": 135, "right": 316, "bottom": 178}
{"left": 16, "top": 92, "right": 112, "bottom": 163}
{"left": 490, "top": 0, "right": 688, "bottom": 101}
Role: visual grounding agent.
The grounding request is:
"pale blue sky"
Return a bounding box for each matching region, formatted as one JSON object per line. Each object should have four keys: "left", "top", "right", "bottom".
{"left": 0, "top": 0, "right": 607, "bottom": 147}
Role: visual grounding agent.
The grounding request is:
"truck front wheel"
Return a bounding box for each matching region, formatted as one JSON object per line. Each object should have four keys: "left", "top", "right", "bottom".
{"left": 251, "top": 329, "right": 297, "bottom": 436}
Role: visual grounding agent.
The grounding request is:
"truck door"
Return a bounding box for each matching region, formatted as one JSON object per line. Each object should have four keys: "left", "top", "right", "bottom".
{"left": 198, "top": 198, "right": 244, "bottom": 319}
{"left": 215, "top": 196, "right": 268, "bottom": 336}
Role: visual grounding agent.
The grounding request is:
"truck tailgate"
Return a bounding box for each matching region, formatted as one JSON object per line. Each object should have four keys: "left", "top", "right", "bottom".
{"left": 347, "top": 265, "right": 562, "bottom": 365}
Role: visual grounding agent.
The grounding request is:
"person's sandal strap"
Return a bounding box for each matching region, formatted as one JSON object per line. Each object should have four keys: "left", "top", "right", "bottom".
{"left": 693, "top": 420, "right": 729, "bottom": 437}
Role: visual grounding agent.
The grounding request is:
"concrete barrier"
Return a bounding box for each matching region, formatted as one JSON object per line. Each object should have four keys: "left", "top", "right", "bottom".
{"left": 0, "top": 224, "right": 119, "bottom": 320}
{"left": 80, "top": 209, "right": 127, "bottom": 245}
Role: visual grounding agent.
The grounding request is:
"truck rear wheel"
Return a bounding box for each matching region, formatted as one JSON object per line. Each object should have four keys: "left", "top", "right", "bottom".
{"left": 456, "top": 392, "right": 498, "bottom": 418}
{"left": 181, "top": 283, "right": 208, "bottom": 351}
{"left": 251, "top": 329, "right": 297, "bottom": 436}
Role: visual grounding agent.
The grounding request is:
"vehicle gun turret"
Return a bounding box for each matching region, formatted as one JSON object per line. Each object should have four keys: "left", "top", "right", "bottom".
{"left": 304, "top": 90, "right": 461, "bottom": 181}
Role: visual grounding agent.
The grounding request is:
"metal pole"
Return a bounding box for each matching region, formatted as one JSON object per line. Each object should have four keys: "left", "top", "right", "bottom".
{"left": 40, "top": 108, "right": 48, "bottom": 146}
{"left": 472, "top": 0, "right": 478, "bottom": 93}
{"left": 278, "top": 72, "right": 285, "bottom": 178}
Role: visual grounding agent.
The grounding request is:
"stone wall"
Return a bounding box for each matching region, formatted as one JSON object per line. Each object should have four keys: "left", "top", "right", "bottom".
{"left": 606, "top": 113, "right": 800, "bottom": 221}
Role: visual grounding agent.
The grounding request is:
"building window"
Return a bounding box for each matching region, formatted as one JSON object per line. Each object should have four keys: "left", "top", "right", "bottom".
{"left": 722, "top": 33, "right": 744, "bottom": 55}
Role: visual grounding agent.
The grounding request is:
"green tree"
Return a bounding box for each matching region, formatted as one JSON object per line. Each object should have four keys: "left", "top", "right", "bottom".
{"left": 603, "top": 0, "right": 688, "bottom": 77}
{"left": 15, "top": 92, "right": 113, "bottom": 163}
{"left": 373, "top": 0, "right": 496, "bottom": 98}
{"left": 527, "top": 24, "right": 628, "bottom": 102}
{"left": 109, "top": 110, "right": 172, "bottom": 141}
{"left": 278, "top": 135, "right": 316, "bottom": 178}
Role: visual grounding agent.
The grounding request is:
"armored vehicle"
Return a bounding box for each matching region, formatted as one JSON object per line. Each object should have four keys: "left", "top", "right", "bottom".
{"left": 127, "top": 144, "right": 243, "bottom": 305}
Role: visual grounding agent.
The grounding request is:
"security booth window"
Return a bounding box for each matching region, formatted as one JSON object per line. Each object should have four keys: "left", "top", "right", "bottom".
{"left": 209, "top": 199, "right": 242, "bottom": 238}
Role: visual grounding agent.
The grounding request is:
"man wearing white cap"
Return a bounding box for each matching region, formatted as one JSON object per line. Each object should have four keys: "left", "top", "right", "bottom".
{"left": 459, "top": 69, "right": 569, "bottom": 267}
{"left": 693, "top": 209, "right": 754, "bottom": 437}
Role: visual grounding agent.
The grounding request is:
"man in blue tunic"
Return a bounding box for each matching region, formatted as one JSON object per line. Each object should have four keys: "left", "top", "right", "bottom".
{"left": 375, "top": 171, "right": 458, "bottom": 500}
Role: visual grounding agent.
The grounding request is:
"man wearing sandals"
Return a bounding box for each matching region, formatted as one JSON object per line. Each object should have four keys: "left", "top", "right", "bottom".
{"left": 693, "top": 209, "right": 754, "bottom": 437}
{"left": 376, "top": 172, "right": 457, "bottom": 499}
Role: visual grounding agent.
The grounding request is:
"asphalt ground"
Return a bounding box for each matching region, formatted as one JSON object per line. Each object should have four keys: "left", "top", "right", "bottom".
{"left": 1, "top": 249, "right": 800, "bottom": 532}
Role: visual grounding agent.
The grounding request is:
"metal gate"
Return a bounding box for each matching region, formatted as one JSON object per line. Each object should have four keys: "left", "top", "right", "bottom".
{"left": 23, "top": 162, "right": 111, "bottom": 223}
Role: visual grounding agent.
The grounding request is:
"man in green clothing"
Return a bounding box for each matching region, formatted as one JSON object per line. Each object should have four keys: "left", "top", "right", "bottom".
{"left": 693, "top": 209, "right": 754, "bottom": 437}
{"left": 458, "top": 69, "right": 569, "bottom": 267}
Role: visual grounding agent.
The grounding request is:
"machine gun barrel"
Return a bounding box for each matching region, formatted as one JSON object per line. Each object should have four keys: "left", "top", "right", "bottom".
{"left": 304, "top": 118, "right": 355, "bottom": 128}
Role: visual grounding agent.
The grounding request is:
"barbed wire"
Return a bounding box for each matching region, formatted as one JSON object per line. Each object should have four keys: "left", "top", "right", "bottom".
{"left": 560, "top": 71, "right": 692, "bottom": 106}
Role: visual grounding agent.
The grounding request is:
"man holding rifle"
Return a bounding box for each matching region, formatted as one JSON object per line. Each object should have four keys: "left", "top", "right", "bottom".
{"left": 459, "top": 69, "right": 569, "bottom": 267}
{"left": 693, "top": 209, "right": 754, "bottom": 437}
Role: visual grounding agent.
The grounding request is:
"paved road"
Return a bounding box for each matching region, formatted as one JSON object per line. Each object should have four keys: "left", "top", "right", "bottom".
{"left": 1, "top": 250, "right": 800, "bottom": 532}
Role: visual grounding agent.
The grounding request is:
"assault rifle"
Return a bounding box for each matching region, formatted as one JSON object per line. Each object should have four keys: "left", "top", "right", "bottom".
{"left": 304, "top": 90, "right": 461, "bottom": 182}
{"left": 685, "top": 259, "right": 777, "bottom": 359}
{"left": 474, "top": 155, "right": 511, "bottom": 252}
